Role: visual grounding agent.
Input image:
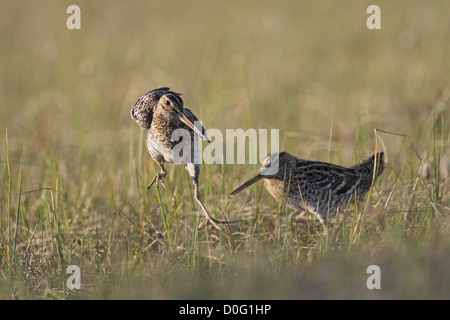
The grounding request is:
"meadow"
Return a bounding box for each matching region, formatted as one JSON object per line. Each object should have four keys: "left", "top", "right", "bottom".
{"left": 0, "top": 0, "right": 449, "bottom": 299}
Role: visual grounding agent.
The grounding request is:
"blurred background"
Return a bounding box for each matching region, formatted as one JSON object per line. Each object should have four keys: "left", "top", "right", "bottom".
{"left": 0, "top": 0, "right": 449, "bottom": 299}
{"left": 2, "top": 0, "right": 448, "bottom": 161}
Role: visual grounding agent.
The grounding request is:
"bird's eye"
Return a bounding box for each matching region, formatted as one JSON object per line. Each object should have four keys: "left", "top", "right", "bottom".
{"left": 165, "top": 100, "right": 171, "bottom": 106}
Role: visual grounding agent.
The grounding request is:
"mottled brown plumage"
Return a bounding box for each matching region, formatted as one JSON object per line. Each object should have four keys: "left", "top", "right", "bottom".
{"left": 130, "top": 87, "right": 170, "bottom": 129}
{"left": 131, "top": 87, "right": 232, "bottom": 228}
{"left": 231, "top": 151, "right": 387, "bottom": 223}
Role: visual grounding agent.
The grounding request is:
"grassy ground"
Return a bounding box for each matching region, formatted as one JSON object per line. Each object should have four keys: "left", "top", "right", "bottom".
{"left": 0, "top": 0, "right": 449, "bottom": 299}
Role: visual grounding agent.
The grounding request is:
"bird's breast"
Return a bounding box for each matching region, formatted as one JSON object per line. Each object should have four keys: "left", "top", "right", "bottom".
{"left": 264, "top": 178, "right": 289, "bottom": 202}
{"left": 147, "top": 129, "right": 174, "bottom": 164}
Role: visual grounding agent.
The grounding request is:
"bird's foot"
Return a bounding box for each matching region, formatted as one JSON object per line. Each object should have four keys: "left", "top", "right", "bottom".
{"left": 197, "top": 217, "right": 220, "bottom": 230}
{"left": 147, "top": 172, "right": 168, "bottom": 190}
{"left": 294, "top": 211, "right": 307, "bottom": 221}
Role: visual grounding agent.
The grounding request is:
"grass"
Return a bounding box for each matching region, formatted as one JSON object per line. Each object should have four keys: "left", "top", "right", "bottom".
{"left": 0, "top": 0, "right": 449, "bottom": 299}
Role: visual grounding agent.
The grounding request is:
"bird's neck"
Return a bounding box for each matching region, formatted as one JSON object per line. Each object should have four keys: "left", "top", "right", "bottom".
{"left": 153, "top": 107, "right": 181, "bottom": 126}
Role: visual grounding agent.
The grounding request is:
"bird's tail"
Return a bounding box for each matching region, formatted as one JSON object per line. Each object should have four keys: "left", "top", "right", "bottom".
{"left": 350, "top": 151, "right": 387, "bottom": 180}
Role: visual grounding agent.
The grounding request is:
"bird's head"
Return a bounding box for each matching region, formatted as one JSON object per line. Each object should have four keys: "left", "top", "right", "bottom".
{"left": 230, "top": 152, "right": 291, "bottom": 196}
{"left": 159, "top": 92, "right": 184, "bottom": 114}
{"left": 158, "top": 92, "right": 210, "bottom": 142}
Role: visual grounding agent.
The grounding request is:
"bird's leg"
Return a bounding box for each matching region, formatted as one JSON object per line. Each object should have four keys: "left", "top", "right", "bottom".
{"left": 147, "top": 162, "right": 168, "bottom": 190}
{"left": 194, "top": 185, "right": 220, "bottom": 230}
{"left": 186, "top": 163, "right": 238, "bottom": 229}
{"left": 186, "top": 163, "right": 219, "bottom": 229}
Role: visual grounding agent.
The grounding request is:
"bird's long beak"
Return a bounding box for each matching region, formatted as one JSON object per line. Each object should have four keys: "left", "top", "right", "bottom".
{"left": 178, "top": 112, "right": 210, "bottom": 142}
{"left": 230, "top": 172, "right": 264, "bottom": 196}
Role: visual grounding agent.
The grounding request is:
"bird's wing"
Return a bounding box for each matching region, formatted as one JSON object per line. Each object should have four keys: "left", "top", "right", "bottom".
{"left": 292, "top": 153, "right": 386, "bottom": 206}
{"left": 130, "top": 87, "right": 170, "bottom": 129}
{"left": 294, "top": 151, "right": 387, "bottom": 196}
{"left": 182, "top": 107, "right": 209, "bottom": 140}
{"left": 291, "top": 161, "right": 362, "bottom": 199}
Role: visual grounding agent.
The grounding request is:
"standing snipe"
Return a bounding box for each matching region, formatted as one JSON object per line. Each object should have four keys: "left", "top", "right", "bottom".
{"left": 131, "top": 87, "right": 231, "bottom": 228}
{"left": 231, "top": 151, "right": 387, "bottom": 223}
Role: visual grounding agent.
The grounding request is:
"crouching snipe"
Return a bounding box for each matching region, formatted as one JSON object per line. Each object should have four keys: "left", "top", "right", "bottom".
{"left": 231, "top": 151, "right": 387, "bottom": 224}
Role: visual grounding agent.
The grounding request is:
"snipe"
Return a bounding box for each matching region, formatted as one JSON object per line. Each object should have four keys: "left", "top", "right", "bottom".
{"left": 131, "top": 87, "right": 232, "bottom": 228}
{"left": 231, "top": 151, "right": 387, "bottom": 223}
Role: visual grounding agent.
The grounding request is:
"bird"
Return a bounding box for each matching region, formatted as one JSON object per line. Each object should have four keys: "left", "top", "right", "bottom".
{"left": 231, "top": 151, "right": 387, "bottom": 224}
{"left": 131, "top": 87, "right": 233, "bottom": 228}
